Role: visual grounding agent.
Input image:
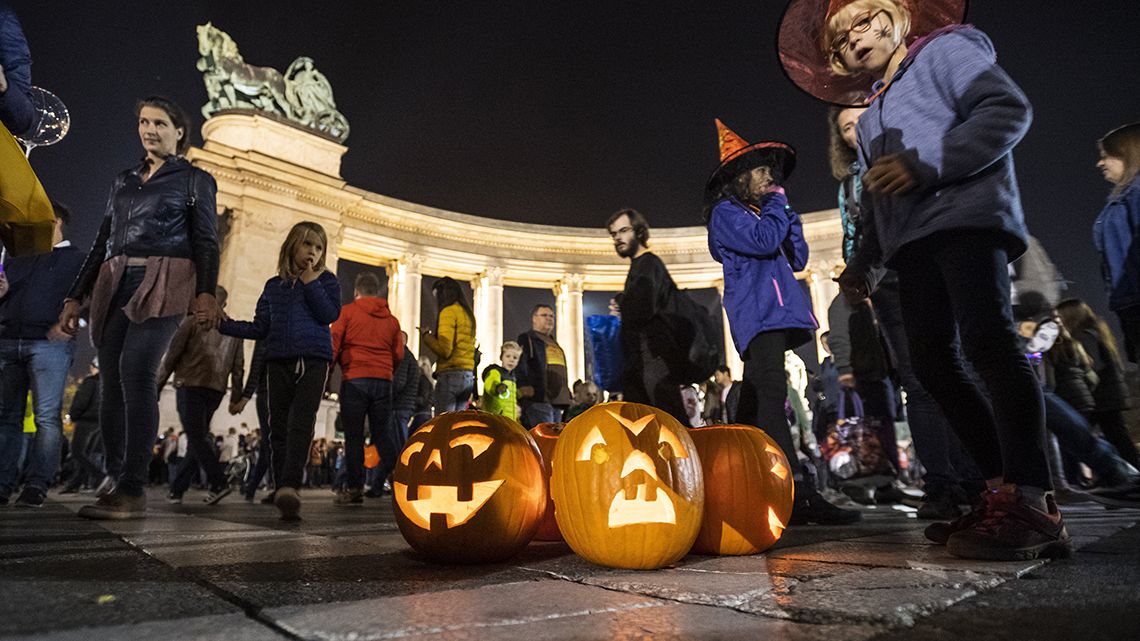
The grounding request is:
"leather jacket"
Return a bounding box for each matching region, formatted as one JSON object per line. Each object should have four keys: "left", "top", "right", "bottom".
{"left": 68, "top": 156, "right": 220, "bottom": 301}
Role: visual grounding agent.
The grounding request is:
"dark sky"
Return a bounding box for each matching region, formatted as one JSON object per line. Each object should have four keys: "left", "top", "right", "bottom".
{"left": 11, "top": 1, "right": 1140, "bottom": 321}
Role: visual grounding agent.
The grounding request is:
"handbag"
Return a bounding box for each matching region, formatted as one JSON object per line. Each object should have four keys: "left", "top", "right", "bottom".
{"left": 586, "top": 314, "right": 623, "bottom": 392}
{"left": 0, "top": 121, "right": 53, "bottom": 257}
{"left": 820, "top": 389, "right": 895, "bottom": 481}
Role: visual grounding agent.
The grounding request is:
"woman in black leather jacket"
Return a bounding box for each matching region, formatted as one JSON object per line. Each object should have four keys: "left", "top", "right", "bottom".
{"left": 59, "top": 96, "right": 220, "bottom": 520}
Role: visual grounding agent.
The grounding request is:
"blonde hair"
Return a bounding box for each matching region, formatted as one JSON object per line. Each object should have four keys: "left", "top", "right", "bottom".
{"left": 1099, "top": 122, "right": 1140, "bottom": 198}
{"left": 500, "top": 341, "right": 523, "bottom": 357}
{"left": 825, "top": 0, "right": 911, "bottom": 76}
{"left": 277, "top": 221, "right": 329, "bottom": 281}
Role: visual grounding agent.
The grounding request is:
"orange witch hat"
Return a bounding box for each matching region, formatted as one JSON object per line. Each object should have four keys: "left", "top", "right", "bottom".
{"left": 705, "top": 119, "right": 795, "bottom": 204}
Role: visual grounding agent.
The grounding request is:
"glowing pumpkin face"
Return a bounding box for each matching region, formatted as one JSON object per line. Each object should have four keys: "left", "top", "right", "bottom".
{"left": 392, "top": 410, "right": 546, "bottom": 563}
{"left": 689, "top": 425, "right": 795, "bottom": 555}
{"left": 550, "top": 402, "right": 704, "bottom": 570}
{"left": 529, "top": 422, "right": 565, "bottom": 542}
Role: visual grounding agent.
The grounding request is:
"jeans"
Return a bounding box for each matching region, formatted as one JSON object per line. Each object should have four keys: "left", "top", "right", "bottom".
{"left": 873, "top": 279, "right": 984, "bottom": 495}
{"left": 244, "top": 391, "right": 273, "bottom": 497}
{"left": 521, "top": 402, "right": 559, "bottom": 429}
{"left": 393, "top": 409, "right": 413, "bottom": 443}
{"left": 98, "top": 267, "right": 183, "bottom": 496}
{"left": 340, "top": 377, "right": 394, "bottom": 490}
{"left": 1044, "top": 391, "right": 1131, "bottom": 479}
{"left": 169, "top": 387, "right": 227, "bottom": 496}
{"left": 622, "top": 334, "right": 688, "bottom": 427}
{"left": 737, "top": 331, "right": 804, "bottom": 483}
{"left": 433, "top": 370, "right": 473, "bottom": 414}
{"left": 0, "top": 338, "right": 75, "bottom": 495}
{"left": 894, "top": 231, "right": 1050, "bottom": 490}
{"left": 265, "top": 358, "right": 328, "bottom": 490}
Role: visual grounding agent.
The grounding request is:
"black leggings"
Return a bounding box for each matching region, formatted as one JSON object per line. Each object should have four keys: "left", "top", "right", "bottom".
{"left": 736, "top": 331, "right": 802, "bottom": 482}
{"left": 265, "top": 358, "right": 329, "bottom": 490}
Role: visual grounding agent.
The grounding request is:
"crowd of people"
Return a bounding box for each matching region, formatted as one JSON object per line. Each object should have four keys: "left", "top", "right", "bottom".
{"left": 1, "top": 0, "right": 1139, "bottom": 563}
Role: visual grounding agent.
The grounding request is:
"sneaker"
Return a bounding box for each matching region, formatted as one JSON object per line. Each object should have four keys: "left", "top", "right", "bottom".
{"left": 790, "top": 493, "right": 863, "bottom": 525}
{"left": 93, "top": 475, "right": 116, "bottom": 498}
{"left": 917, "top": 491, "right": 963, "bottom": 521}
{"left": 925, "top": 494, "right": 987, "bottom": 544}
{"left": 874, "top": 483, "right": 907, "bottom": 505}
{"left": 1087, "top": 477, "right": 1140, "bottom": 509}
{"left": 167, "top": 493, "right": 183, "bottom": 504}
{"left": 334, "top": 488, "right": 364, "bottom": 506}
{"left": 77, "top": 490, "right": 147, "bottom": 520}
{"left": 204, "top": 486, "right": 233, "bottom": 506}
{"left": 275, "top": 486, "right": 302, "bottom": 522}
{"left": 14, "top": 487, "right": 46, "bottom": 508}
{"left": 839, "top": 484, "right": 876, "bottom": 506}
{"left": 946, "top": 489, "right": 1072, "bottom": 561}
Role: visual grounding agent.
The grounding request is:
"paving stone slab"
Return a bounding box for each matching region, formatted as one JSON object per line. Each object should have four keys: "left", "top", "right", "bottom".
{"left": 793, "top": 567, "right": 1004, "bottom": 592}
{"left": 741, "top": 585, "right": 980, "bottom": 626}
{"left": 2, "top": 613, "right": 287, "bottom": 641}
{"left": 768, "top": 541, "right": 1047, "bottom": 576}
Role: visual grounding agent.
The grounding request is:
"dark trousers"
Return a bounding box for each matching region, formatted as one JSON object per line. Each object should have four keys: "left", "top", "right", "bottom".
{"left": 170, "top": 386, "right": 226, "bottom": 495}
{"left": 340, "top": 377, "right": 395, "bottom": 489}
{"left": 1045, "top": 392, "right": 1130, "bottom": 479}
{"left": 1093, "top": 409, "right": 1140, "bottom": 470}
{"left": 622, "top": 334, "right": 688, "bottom": 426}
{"left": 1115, "top": 306, "right": 1140, "bottom": 364}
{"left": 737, "top": 331, "right": 803, "bottom": 483}
{"left": 69, "top": 420, "right": 104, "bottom": 486}
{"left": 894, "top": 232, "right": 1050, "bottom": 490}
{"left": 265, "top": 358, "right": 328, "bottom": 490}
{"left": 97, "top": 267, "right": 183, "bottom": 496}
{"left": 244, "top": 391, "right": 273, "bottom": 497}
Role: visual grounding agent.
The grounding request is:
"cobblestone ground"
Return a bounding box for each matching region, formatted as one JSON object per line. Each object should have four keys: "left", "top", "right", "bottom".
{"left": 0, "top": 489, "right": 1137, "bottom": 640}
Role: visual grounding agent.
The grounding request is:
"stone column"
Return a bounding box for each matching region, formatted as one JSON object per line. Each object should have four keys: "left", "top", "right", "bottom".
{"left": 807, "top": 264, "right": 840, "bottom": 356}
{"left": 387, "top": 253, "right": 424, "bottom": 357}
{"left": 715, "top": 280, "right": 744, "bottom": 380}
{"left": 554, "top": 273, "right": 586, "bottom": 385}
{"left": 472, "top": 267, "right": 505, "bottom": 393}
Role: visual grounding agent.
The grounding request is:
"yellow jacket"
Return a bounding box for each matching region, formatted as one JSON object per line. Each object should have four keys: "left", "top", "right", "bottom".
{"left": 423, "top": 303, "right": 476, "bottom": 372}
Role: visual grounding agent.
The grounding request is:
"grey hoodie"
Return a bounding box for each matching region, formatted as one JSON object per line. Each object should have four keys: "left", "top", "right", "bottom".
{"left": 853, "top": 26, "right": 1032, "bottom": 270}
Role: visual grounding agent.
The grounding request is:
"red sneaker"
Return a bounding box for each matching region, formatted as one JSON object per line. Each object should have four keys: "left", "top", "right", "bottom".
{"left": 924, "top": 494, "right": 987, "bottom": 544}
{"left": 946, "top": 489, "right": 1072, "bottom": 561}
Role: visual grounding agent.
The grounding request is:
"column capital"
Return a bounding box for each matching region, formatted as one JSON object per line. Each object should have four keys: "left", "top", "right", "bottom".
{"left": 401, "top": 252, "right": 426, "bottom": 272}
{"left": 476, "top": 265, "right": 505, "bottom": 287}
{"left": 554, "top": 272, "right": 585, "bottom": 296}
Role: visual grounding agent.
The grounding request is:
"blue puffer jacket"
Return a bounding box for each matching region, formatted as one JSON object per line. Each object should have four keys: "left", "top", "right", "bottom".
{"left": 1094, "top": 176, "right": 1140, "bottom": 312}
{"left": 708, "top": 193, "right": 817, "bottom": 356}
{"left": 220, "top": 271, "right": 342, "bottom": 362}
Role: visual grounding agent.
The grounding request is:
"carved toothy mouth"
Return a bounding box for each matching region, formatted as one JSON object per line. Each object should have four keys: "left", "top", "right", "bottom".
{"left": 607, "top": 449, "right": 677, "bottom": 527}
{"left": 394, "top": 480, "right": 504, "bottom": 529}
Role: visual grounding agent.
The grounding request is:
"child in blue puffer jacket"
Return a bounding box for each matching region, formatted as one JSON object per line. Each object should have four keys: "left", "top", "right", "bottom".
{"left": 220, "top": 221, "right": 341, "bottom": 521}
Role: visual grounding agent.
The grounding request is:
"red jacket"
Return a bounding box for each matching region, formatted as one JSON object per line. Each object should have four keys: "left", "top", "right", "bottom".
{"left": 331, "top": 297, "right": 404, "bottom": 381}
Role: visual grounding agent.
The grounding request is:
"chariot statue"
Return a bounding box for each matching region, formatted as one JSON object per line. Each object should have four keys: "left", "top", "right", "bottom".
{"left": 196, "top": 22, "right": 349, "bottom": 142}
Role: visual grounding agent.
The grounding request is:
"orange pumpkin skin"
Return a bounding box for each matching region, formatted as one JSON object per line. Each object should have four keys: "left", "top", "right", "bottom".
{"left": 529, "top": 423, "right": 565, "bottom": 542}
{"left": 689, "top": 425, "right": 795, "bottom": 555}
{"left": 551, "top": 402, "right": 704, "bottom": 570}
{"left": 391, "top": 410, "right": 546, "bottom": 563}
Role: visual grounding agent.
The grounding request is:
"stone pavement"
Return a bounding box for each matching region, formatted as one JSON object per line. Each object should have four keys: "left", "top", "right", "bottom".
{"left": 1, "top": 489, "right": 1137, "bottom": 641}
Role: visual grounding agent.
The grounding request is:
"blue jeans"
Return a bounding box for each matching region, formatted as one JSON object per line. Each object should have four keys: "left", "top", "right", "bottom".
{"left": 521, "top": 402, "right": 559, "bottom": 429}
{"left": 0, "top": 338, "right": 75, "bottom": 495}
{"left": 393, "top": 409, "right": 413, "bottom": 444}
{"left": 433, "top": 370, "right": 473, "bottom": 414}
{"left": 340, "top": 378, "right": 394, "bottom": 490}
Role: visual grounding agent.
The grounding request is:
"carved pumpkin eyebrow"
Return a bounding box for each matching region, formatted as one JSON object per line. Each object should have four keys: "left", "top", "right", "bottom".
{"left": 400, "top": 442, "right": 424, "bottom": 466}
{"left": 606, "top": 411, "right": 655, "bottom": 436}
{"left": 449, "top": 433, "right": 493, "bottom": 459}
{"left": 658, "top": 428, "right": 689, "bottom": 458}
{"left": 450, "top": 420, "right": 489, "bottom": 430}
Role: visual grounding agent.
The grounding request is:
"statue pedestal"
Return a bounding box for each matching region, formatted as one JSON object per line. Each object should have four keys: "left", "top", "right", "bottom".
{"left": 201, "top": 110, "right": 347, "bottom": 178}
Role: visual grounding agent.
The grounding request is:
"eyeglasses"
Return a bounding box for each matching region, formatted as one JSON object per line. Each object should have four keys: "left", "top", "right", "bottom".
{"left": 608, "top": 226, "right": 633, "bottom": 239}
{"left": 829, "top": 9, "right": 887, "bottom": 57}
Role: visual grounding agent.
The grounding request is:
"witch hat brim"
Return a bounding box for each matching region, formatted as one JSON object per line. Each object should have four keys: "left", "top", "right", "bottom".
{"left": 705, "top": 140, "right": 796, "bottom": 204}
{"left": 777, "top": 0, "right": 968, "bottom": 106}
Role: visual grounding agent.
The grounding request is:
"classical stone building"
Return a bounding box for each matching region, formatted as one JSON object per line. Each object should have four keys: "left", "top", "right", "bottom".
{"left": 183, "top": 111, "right": 844, "bottom": 438}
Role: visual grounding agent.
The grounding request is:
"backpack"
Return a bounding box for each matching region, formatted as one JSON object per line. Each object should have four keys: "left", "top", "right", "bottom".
{"left": 661, "top": 290, "right": 724, "bottom": 385}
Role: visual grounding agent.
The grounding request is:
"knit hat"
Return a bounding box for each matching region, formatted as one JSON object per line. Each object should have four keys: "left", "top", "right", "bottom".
{"left": 704, "top": 119, "right": 795, "bottom": 204}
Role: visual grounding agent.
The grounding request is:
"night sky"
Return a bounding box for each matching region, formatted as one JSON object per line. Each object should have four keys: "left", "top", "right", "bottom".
{"left": 10, "top": 1, "right": 1140, "bottom": 336}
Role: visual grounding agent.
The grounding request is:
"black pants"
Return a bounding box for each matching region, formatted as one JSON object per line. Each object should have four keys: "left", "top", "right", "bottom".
{"left": 244, "top": 391, "right": 273, "bottom": 497}
{"left": 1093, "top": 409, "right": 1140, "bottom": 470}
{"left": 97, "top": 267, "right": 183, "bottom": 496}
{"left": 266, "top": 358, "right": 328, "bottom": 490}
{"left": 737, "top": 331, "right": 803, "bottom": 483}
{"left": 170, "top": 386, "right": 227, "bottom": 495}
{"left": 894, "top": 231, "right": 1050, "bottom": 490}
{"left": 1115, "top": 306, "right": 1140, "bottom": 364}
{"left": 340, "top": 377, "right": 395, "bottom": 490}
{"left": 622, "top": 334, "right": 688, "bottom": 426}
{"left": 69, "top": 420, "right": 104, "bottom": 486}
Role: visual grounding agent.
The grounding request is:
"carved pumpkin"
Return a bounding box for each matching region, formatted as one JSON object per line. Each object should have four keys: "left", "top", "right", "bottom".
{"left": 689, "top": 425, "right": 795, "bottom": 555}
{"left": 529, "top": 422, "right": 565, "bottom": 542}
{"left": 392, "top": 410, "right": 546, "bottom": 563}
{"left": 550, "top": 402, "right": 704, "bottom": 569}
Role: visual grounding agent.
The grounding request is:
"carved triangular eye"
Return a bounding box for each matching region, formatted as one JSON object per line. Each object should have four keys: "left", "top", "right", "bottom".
{"left": 658, "top": 428, "right": 689, "bottom": 459}
{"left": 765, "top": 444, "right": 789, "bottom": 480}
{"left": 450, "top": 434, "right": 493, "bottom": 459}
{"left": 575, "top": 426, "right": 607, "bottom": 462}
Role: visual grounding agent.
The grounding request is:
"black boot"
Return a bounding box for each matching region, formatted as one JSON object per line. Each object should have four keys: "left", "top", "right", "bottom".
{"left": 790, "top": 491, "right": 863, "bottom": 525}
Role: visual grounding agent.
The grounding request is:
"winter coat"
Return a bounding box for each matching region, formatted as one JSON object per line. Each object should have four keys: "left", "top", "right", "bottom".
{"left": 0, "top": 244, "right": 84, "bottom": 339}
{"left": 707, "top": 193, "right": 816, "bottom": 356}
{"left": 422, "top": 303, "right": 475, "bottom": 373}
{"left": 1074, "top": 327, "right": 1131, "bottom": 413}
{"left": 392, "top": 352, "right": 421, "bottom": 412}
{"left": 1093, "top": 176, "right": 1140, "bottom": 312}
{"left": 480, "top": 364, "right": 518, "bottom": 419}
{"left": 331, "top": 296, "right": 404, "bottom": 381}
{"left": 219, "top": 271, "right": 341, "bottom": 362}
{"left": 827, "top": 294, "right": 892, "bottom": 382}
{"left": 158, "top": 316, "right": 245, "bottom": 398}
{"left": 68, "top": 374, "right": 100, "bottom": 424}
{"left": 851, "top": 27, "right": 1032, "bottom": 272}
{"left": 0, "top": 3, "right": 34, "bottom": 136}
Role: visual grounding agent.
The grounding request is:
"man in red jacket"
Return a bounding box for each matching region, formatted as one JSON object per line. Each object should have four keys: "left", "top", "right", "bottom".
{"left": 331, "top": 272, "right": 404, "bottom": 505}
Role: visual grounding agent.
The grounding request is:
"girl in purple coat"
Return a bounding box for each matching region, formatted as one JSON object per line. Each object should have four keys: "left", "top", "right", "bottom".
{"left": 705, "top": 119, "right": 857, "bottom": 526}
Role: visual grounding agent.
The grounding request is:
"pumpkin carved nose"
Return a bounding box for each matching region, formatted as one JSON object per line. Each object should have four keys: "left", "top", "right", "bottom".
{"left": 424, "top": 449, "right": 443, "bottom": 471}
{"left": 620, "top": 450, "right": 659, "bottom": 481}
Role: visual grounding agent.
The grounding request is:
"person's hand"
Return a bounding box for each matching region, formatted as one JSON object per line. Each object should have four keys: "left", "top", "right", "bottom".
{"left": 299, "top": 261, "right": 321, "bottom": 285}
{"left": 46, "top": 322, "right": 71, "bottom": 343}
{"left": 835, "top": 267, "right": 870, "bottom": 305}
{"left": 838, "top": 373, "right": 856, "bottom": 389}
{"left": 229, "top": 397, "right": 250, "bottom": 415}
{"left": 494, "top": 383, "right": 508, "bottom": 396}
{"left": 766, "top": 185, "right": 786, "bottom": 196}
{"left": 864, "top": 154, "right": 917, "bottom": 196}
{"left": 519, "top": 385, "right": 535, "bottom": 399}
{"left": 59, "top": 299, "right": 82, "bottom": 336}
{"left": 0, "top": 271, "right": 9, "bottom": 299}
{"left": 0, "top": 65, "right": 7, "bottom": 94}
{"left": 194, "top": 293, "right": 220, "bottom": 330}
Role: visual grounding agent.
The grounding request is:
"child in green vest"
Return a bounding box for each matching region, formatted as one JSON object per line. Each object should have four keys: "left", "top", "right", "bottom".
{"left": 481, "top": 342, "right": 521, "bottom": 420}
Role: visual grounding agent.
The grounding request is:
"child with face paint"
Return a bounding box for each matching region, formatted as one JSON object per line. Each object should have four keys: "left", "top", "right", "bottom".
{"left": 780, "top": 0, "right": 1068, "bottom": 560}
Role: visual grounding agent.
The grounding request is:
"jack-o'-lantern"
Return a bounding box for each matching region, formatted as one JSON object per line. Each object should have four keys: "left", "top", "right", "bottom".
{"left": 689, "top": 425, "right": 794, "bottom": 555}
{"left": 392, "top": 410, "right": 546, "bottom": 563}
{"left": 550, "top": 402, "right": 704, "bottom": 569}
{"left": 529, "top": 422, "right": 565, "bottom": 542}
